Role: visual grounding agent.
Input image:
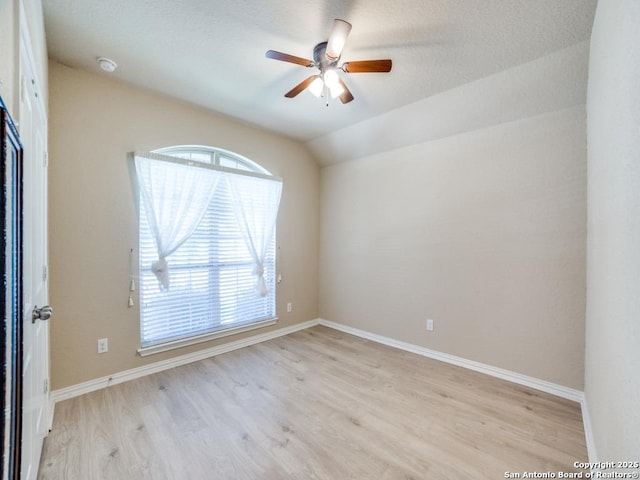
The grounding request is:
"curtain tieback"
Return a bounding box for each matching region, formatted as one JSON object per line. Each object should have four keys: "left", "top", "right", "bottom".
{"left": 253, "top": 262, "right": 269, "bottom": 297}
{"left": 152, "top": 257, "right": 170, "bottom": 290}
{"left": 253, "top": 263, "right": 265, "bottom": 278}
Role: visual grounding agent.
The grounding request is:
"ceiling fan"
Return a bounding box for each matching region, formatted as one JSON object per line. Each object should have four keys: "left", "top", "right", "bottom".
{"left": 266, "top": 19, "right": 392, "bottom": 105}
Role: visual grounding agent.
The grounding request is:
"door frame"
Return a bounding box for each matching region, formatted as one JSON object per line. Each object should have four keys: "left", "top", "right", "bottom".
{"left": 1, "top": 96, "right": 25, "bottom": 480}
{"left": 17, "top": 5, "right": 51, "bottom": 478}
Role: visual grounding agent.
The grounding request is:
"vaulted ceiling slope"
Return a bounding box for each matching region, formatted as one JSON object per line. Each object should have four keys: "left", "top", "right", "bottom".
{"left": 42, "top": 0, "right": 597, "bottom": 143}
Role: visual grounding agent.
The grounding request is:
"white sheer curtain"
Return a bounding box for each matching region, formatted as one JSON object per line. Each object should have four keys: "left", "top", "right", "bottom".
{"left": 134, "top": 152, "right": 222, "bottom": 289}
{"left": 226, "top": 173, "right": 283, "bottom": 297}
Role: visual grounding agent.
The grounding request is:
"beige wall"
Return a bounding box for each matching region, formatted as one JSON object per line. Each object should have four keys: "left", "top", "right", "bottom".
{"left": 585, "top": 0, "right": 640, "bottom": 459}
{"left": 319, "top": 48, "right": 588, "bottom": 390}
{"left": 48, "top": 61, "right": 319, "bottom": 390}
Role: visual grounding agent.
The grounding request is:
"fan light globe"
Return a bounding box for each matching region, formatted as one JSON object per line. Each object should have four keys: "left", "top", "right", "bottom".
{"left": 323, "top": 69, "right": 340, "bottom": 88}
{"left": 329, "top": 82, "right": 345, "bottom": 98}
{"left": 308, "top": 76, "right": 324, "bottom": 97}
{"left": 323, "top": 69, "right": 344, "bottom": 98}
{"left": 326, "top": 19, "right": 352, "bottom": 61}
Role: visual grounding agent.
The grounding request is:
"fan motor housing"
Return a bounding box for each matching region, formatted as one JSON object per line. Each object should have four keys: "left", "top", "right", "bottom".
{"left": 313, "top": 42, "right": 338, "bottom": 71}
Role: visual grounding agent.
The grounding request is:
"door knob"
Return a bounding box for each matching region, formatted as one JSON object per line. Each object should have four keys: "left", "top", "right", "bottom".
{"left": 32, "top": 305, "right": 53, "bottom": 323}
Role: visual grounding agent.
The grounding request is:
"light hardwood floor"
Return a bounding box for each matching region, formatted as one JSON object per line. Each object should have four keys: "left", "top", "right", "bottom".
{"left": 38, "top": 326, "right": 587, "bottom": 479}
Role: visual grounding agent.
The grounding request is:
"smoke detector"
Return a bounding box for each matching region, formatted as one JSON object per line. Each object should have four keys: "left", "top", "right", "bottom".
{"left": 98, "top": 57, "right": 118, "bottom": 73}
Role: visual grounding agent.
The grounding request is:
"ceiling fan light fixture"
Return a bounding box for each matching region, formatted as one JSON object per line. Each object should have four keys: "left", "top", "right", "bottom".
{"left": 325, "top": 19, "right": 352, "bottom": 61}
{"left": 265, "top": 18, "right": 390, "bottom": 106}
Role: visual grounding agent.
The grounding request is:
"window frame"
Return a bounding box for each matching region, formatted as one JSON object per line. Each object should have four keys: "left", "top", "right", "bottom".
{"left": 135, "top": 146, "right": 281, "bottom": 356}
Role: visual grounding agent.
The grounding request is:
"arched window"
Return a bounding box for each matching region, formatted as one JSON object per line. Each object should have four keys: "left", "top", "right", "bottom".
{"left": 133, "top": 146, "right": 282, "bottom": 354}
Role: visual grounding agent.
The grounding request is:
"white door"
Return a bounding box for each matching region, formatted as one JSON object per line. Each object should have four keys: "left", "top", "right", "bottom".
{"left": 19, "top": 33, "right": 50, "bottom": 480}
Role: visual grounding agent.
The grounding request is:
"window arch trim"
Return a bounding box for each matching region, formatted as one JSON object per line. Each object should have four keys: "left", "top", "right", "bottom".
{"left": 153, "top": 145, "right": 274, "bottom": 177}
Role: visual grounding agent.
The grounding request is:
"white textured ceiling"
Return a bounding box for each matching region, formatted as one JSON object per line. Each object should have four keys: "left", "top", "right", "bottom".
{"left": 42, "top": 0, "right": 596, "bottom": 142}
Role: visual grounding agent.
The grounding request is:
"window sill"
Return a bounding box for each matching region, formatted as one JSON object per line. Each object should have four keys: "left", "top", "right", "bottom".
{"left": 137, "top": 317, "right": 278, "bottom": 357}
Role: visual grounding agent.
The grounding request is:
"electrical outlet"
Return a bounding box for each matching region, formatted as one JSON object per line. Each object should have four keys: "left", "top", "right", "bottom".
{"left": 97, "top": 338, "right": 109, "bottom": 354}
{"left": 426, "top": 319, "right": 434, "bottom": 331}
{"left": 287, "top": 302, "right": 292, "bottom": 313}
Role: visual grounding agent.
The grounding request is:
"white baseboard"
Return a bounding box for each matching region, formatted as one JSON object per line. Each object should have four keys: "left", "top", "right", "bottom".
{"left": 50, "top": 319, "right": 320, "bottom": 404}
{"left": 317, "top": 318, "right": 597, "bottom": 461}
{"left": 317, "top": 318, "right": 583, "bottom": 402}
{"left": 49, "top": 316, "right": 596, "bottom": 462}
{"left": 579, "top": 396, "right": 598, "bottom": 463}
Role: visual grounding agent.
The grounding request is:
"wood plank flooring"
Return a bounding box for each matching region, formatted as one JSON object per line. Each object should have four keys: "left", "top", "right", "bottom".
{"left": 38, "top": 326, "right": 587, "bottom": 479}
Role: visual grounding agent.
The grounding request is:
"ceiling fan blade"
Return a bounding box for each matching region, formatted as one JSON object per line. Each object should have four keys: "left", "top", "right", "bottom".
{"left": 337, "top": 78, "right": 354, "bottom": 104}
{"left": 266, "top": 50, "right": 314, "bottom": 67}
{"left": 343, "top": 59, "right": 392, "bottom": 73}
{"left": 284, "top": 76, "right": 317, "bottom": 98}
{"left": 325, "top": 19, "right": 352, "bottom": 61}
